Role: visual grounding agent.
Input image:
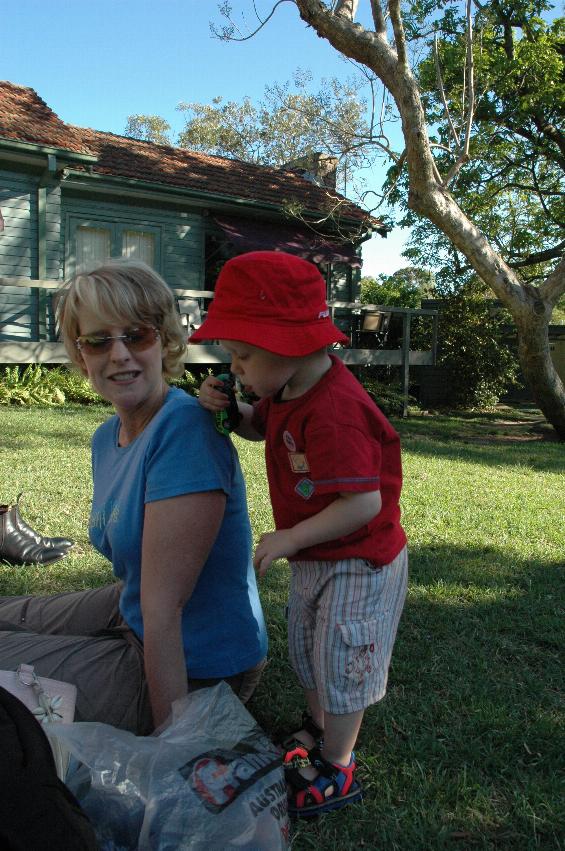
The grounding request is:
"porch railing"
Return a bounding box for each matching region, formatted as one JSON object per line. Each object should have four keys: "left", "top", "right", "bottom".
{"left": 0, "top": 278, "right": 438, "bottom": 416}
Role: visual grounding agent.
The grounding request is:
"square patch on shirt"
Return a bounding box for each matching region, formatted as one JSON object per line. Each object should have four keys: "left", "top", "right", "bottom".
{"left": 289, "top": 452, "right": 310, "bottom": 473}
{"left": 295, "top": 478, "right": 315, "bottom": 500}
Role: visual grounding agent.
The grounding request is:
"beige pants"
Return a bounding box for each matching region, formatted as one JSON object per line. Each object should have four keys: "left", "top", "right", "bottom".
{"left": 0, "top": 583, "right": 265, "bottom": 735}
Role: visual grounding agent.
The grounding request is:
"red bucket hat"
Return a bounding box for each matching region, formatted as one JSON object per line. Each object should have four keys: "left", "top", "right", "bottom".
{"left": 189, "top": 251, "right": 349, "bottom": 356}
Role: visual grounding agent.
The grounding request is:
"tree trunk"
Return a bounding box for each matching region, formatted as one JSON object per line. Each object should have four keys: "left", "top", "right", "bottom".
{"left": 408, "top": 184, "right": 565, "bottom": 439}
{"left": 294, "top": 0, "right": 565, "bottom": 438}
{"left": 515, "top": 316, "right": 565, "bottom": 439}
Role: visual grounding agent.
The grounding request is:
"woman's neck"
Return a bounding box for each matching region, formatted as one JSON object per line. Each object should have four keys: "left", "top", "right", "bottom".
{"left": 118, "top": 382, "right": 169, "bottom": 446}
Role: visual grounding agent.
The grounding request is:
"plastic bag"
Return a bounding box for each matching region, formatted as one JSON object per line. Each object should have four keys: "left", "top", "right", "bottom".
{"left": 46, "top": 682, "right": 289, "bottom": 851}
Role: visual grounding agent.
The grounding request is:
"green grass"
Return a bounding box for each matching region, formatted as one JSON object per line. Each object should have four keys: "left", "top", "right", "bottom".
{"left": 0, "top": 402, "right": 563, "bottom": 849}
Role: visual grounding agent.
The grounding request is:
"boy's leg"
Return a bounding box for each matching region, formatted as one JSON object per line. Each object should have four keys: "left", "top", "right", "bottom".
{"left": 318, "top": 708, "right": 365, "bottom": 766}
{"left": 287, "top": 549, "right": 408, "bottom": 813}
{"left": 285, "top": 564, "right": 323, "bottom": 752}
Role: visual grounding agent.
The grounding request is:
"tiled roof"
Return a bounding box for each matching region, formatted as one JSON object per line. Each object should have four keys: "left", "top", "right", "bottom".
{"left": 0, "top": 81, "right": 90, "bottom": 155}
{"left": 0, "top": 81, "right": 378, "bottom": 230}
{"left": 74, "top": 126, "right": 373, "bottom": 226}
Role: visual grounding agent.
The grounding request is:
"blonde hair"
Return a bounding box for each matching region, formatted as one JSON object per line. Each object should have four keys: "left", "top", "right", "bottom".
{"left": 57, "top": 259, "right": 187, "bottom": 378}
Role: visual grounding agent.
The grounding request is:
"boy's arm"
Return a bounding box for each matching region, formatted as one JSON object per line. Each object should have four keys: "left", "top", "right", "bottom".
{"left": 253, "top": 490, "right": 382, "bottom": 576}
{"left": 197, "top": 375, "right": 263, "bottom": 441}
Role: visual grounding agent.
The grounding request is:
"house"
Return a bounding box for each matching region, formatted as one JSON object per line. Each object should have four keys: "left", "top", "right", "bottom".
{"left": 0, "top": 81, "right": 386, "bottom": 364}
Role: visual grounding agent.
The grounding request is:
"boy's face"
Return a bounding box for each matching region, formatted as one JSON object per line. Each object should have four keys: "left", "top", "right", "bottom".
{"left": 220, "top": 340, "right": 297, "bottom": 398}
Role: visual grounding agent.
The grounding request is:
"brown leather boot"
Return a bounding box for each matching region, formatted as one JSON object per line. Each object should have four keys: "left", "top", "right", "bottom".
{"left": 0, "top": 505, "right": 69, "bottom": 566}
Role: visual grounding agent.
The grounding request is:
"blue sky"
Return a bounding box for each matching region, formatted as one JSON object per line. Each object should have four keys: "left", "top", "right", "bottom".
{"left": 1, "top": 0, "right": 410, "bottom": 276}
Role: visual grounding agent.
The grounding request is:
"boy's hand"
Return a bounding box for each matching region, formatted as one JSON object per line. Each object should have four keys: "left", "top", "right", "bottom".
{"left": 198, "top": 375, "right": 230, "bottom": 412}
{"left": 253, "top": 529, "right": 299, "bottom": 577}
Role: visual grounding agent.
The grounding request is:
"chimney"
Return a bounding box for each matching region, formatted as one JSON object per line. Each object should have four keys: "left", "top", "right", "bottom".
{"left": 282, "top": 153, "right": 338, "bottom": 190}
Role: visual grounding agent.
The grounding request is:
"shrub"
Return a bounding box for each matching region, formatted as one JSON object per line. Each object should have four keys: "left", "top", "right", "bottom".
{"left": 436, "top": 282, "right": 519, "bottom": 409}
{"left": 170, "top": 369, "right": 201, "bottom": 396}
{"left": 0, "top": 365, "right": 210, "bottom": 407}
{"left": 355, "top": 368, "right": 416, "bottom": 417}
{"left": 47, "top": 367, "right": 104, "bottom": 404}
{"left": 0, "top": 365, "right": 106, "bottom": 406}
{"left": 0, "top": 365, "right": 66, "bottom": 406}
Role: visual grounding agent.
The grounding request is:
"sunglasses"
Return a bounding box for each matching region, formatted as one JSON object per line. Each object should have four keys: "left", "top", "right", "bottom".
{"left": 75, "top": 325, "right": 160, "bottom": 356}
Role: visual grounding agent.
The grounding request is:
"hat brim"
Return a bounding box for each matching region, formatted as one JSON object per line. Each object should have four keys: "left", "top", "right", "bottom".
{"left": 189, "top": 316, "right": 349, "bottom": 357}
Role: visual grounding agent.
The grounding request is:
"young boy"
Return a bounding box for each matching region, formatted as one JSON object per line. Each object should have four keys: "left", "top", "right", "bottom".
{"left": 191, "top": 251, "right": 408, "bottom": 818}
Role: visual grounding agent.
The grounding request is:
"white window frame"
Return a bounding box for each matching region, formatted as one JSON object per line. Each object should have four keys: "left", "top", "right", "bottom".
{"left": 66, "top": 216, "right": 162, "bottom": 277}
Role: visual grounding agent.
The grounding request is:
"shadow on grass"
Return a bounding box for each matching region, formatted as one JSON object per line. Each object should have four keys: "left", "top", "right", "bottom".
{"left": 255, "top": 542, "right": 563, "bottom": 730}
{"left": 398, "top": 430, "right": 564, "bottom": 473}
{"left": 253, "top": 543, "right": 563, "bottom": 848}
{"left": 0, "top": 537, "right": 561, "bottom": 848}
{"left": 389, "top": 404, "right": 564, "bottom": 473}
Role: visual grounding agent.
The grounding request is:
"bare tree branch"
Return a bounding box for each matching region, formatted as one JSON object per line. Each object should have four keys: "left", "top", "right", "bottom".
{"left": 370, "top": 0, "right": 387, "bottom": 35}
{"left": 211, "top": 0, "right": 293, "bottom": 42}
{"left": 388, "top": 0, "right": 407, "bottom": 66}
{"left": 510, "top": 241, "right": 565, "bottom": 269}
{"left": 442, "top": 0, "right": 475, "bottom": 187}
{"left": 434, "top": 34, "right": 460, "bottom": 149}
{"left": 462, "top": 0, "right": 475, "bottom": 159}
{"left": 539, "top": 253, "right": 565, "bottom": 305}
{"left": 333, "top": 0, "right": 359, "bottom": 20}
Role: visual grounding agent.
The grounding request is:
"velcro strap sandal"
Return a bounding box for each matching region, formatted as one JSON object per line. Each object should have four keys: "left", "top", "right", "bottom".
{"left": 286, "top": 746, "right": 364, "bottom": 818}
{"left": 276, "top": 711, "right": 324, "bottom": 765}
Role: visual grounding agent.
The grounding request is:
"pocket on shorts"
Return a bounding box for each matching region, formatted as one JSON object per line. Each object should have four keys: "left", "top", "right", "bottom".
{"left": 339, "top": 619, "right": 378, "bottom": 648}
{"left": 338, "top": 619, "right": 379, "bottom": 687}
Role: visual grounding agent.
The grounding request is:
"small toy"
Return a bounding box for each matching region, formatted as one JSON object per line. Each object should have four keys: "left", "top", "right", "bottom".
{"left": 214, "top": 373, "right": 243, "bottom": 435}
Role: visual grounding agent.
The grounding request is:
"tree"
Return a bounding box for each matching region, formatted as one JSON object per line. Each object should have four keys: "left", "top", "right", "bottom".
{"left": 180, "top": 74, "right": 373, "bottom": 196}
{"left": 392, "top": 7, "right": 564, "bottom": 291}
{"left": 124, "top": 115, "right": 172, "bottom": 145}
{"left": 125, "top": 75, "right": 370, "bottom": 195}
{"left": 214, "top": 1, "right": 564, "bottom": 437}
{"left": 361, "top": 266, "right": 434, "bottom": 307}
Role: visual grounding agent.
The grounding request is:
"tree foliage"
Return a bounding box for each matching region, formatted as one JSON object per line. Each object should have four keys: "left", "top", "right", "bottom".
{"left": 390, "top": 3, "right": 564, "bottom": 293}
{"left": 178, "top": 72, "right": 371, "bottom": 194}
{"left": 124, "top": 115, "right": 172, "bottom": 145}
{"left": 434, "top": 281, "right": 519, "bottom": 409}
{"left": 361, "top": 267, "right": 434, "bottom": 307}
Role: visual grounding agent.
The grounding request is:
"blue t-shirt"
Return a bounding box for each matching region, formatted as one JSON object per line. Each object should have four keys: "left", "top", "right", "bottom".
{"left": 89, "top": 386, "right": 267, "bottom": 679}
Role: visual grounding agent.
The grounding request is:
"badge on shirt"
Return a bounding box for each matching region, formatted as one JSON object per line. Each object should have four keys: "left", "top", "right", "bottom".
{"left": 283, "top": 430, "right": 296, "bottom": 451}
{"left": 289, "top": 452, "right": 309, "bottom": 473}
{"left": 295, "top": 478, "right": 315, "bottom": 500}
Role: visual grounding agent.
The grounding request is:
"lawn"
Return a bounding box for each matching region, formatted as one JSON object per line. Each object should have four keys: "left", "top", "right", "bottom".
{"left": 0, "top": 402, "right": 563, "bottom": 850}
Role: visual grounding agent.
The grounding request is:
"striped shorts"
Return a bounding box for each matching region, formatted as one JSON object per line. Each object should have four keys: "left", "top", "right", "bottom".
{"left": 287, "top": 546, "right": 408, "bottom": 714}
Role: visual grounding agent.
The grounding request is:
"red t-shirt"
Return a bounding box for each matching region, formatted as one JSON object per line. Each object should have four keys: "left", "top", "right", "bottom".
{"left": 251, "top": 356, "right": 407, "bottom": 565}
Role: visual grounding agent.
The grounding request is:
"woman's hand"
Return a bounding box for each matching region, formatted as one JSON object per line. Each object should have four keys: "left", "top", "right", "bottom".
{"left": 198, "top": 375, "right": 229, "bottom": 413}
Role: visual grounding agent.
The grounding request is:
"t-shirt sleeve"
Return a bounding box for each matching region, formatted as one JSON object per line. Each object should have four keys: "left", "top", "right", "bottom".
{"left": 144, "top": 402, "right": 234, "bottom": 503}
{"left": 307, "top": 421, "right": 382, "bottom": 496}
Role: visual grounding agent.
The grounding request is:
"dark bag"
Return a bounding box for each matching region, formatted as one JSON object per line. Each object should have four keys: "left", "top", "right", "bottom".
{"left": 0, "top": 685, "right": 98, "bottom": 851}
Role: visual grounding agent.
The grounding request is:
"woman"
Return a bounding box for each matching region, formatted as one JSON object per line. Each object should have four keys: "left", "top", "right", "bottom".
{"left": 0, "top": 259, "right": 267, "bottom": 733}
